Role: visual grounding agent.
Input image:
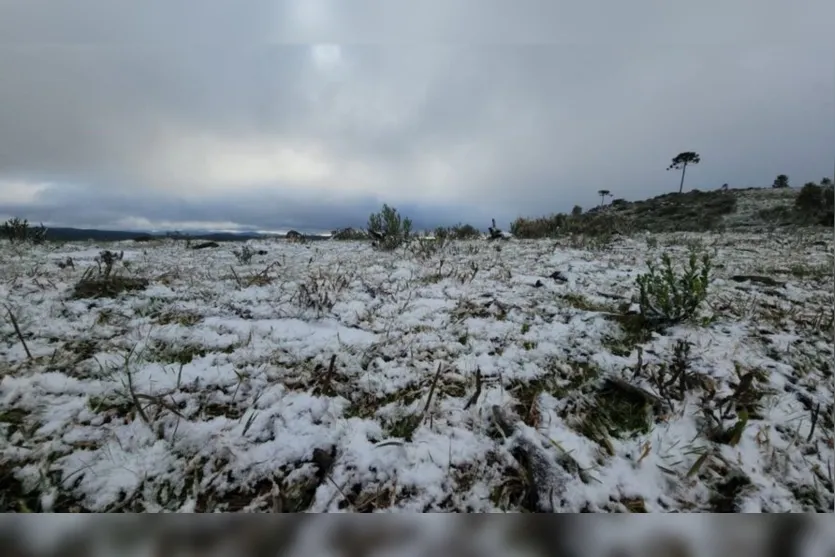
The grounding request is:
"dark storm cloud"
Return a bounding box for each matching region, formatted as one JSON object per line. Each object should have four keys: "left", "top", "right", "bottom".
{"left": 0, "top": 0, "right": 833, "bottom": 232}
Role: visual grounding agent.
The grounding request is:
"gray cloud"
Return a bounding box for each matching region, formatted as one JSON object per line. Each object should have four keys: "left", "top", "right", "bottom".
{"left": 0, "top": 1, "right": 833, "bottom": 232}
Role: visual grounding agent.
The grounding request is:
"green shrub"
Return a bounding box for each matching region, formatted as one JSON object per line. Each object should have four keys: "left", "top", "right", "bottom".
{"left": 1, "top": 217, "right": 47, "bottom": 244}
{"left": 435, "top": 223, "right": 480, "bottom": 240}
{"left": 636, "top": 251, "right": 712, "bottom": 324}
{"left": 368, "top": 204, "right": 412, "bottom": 250}
{"left": 795, "top": 182, "right": 834, "bottom": 225}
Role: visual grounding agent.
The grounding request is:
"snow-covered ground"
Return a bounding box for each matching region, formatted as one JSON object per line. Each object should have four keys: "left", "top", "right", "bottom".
{"left": 0, "top": 231, "right": 832, "bottom": 513}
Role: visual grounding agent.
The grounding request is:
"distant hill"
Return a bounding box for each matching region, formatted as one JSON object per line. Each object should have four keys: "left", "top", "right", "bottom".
{"left": 511, "top": 185, "right": 833, "bottom": 238}
{"left": 36, "top": 227, "right": 334, "bottom": 243}
{"left": 9, "top": 184, "right": 832, "bottom": 244}
{"left": 34, "top": 227, "right": 268, "bottom": 243}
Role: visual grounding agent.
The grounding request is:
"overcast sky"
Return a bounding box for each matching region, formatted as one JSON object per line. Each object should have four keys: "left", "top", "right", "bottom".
{"left": 0, "top": 0, "right": 833, "bottom": 233}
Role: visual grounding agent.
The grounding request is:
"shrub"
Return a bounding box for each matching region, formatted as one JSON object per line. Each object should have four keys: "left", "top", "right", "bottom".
{"left": 233, "top": 245, "right": 255, "bottom": 264}
{"left": 367, "top": 204, "right": 412, "bottom": 250}
{"left": 434, "top": 223, "right": 480, "bottom": 241}
{"left": 636, "top": 251, "right": 712, "bottom": 324}
{"left": 1, "top": 217, "right": 47, "bottom": 244}
{"left": 510, "top": 213, "right": 567, "bottom": 238}
{"left": 448, "top": 223, "right": 481, "bottom": 240}
{"left": 795, "top": 182, "right": 834, "bottom": 226}
{"left": 330, "top": 228, "right": 368, "bottom": 241}
{"left": 772, "top": 174, "right": 790, "bottom": 189}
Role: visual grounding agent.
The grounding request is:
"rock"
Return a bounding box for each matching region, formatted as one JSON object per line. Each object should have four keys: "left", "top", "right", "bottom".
{"left": 549, "top": 271, "right": 568, "bottom": 283}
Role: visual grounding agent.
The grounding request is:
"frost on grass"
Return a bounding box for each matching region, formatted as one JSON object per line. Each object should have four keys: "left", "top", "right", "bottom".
{"left": 0, "top": 232, "right": 832, "bottom": 512}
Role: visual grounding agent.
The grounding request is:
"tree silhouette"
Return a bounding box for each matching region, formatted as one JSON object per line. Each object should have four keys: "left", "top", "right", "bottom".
{"left": 597, "top": 190, "right": 611, "bottom": 206}
{"left": 772, "top": 174, "right": 790, "bottom": 189}
{"left": 666, "top": 152, "right": 701, "bottom": 193}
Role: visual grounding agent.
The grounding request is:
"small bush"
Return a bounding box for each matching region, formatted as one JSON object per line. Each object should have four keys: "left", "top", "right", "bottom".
{"left": 510, "top": 214, "right": 567, "bottom": 238}
{"left": 445, "top": 223, "right": 481, "bottom": 240}
{"left": 772, "top": 174, "right": 790, "bottom": 189}
{"left": 295, "top": 269, "right": 351, "bottom": 316}
{"left": 330, "top": 228, "right": 368, "bottom": 241}
{"left": 795, "top": 182, "right": 834, "bottom": 226}
{"left": 72, "top": 250, "right": 148, "bottom": 299}
{"left": 233, "top": 245, "right": 255, "bottom": 264}
{"left": 368, "top": 204, "right": 412, "bottom": 250}
{"left": 636, "top": 251, "right": 712, "bottom": 324}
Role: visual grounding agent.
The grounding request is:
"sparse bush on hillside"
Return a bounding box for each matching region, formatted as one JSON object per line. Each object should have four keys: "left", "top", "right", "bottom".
{"left": 636, "top": 250, "right": 712, "bottom": 325}
{"left": 448, "top": 223, "right": 481, "bottom": 240}
{"left": 511, "top": 189, "right": 739, "bottom": 238}
{"left": 795, "top": 183, "right": 821, "bottom": 212}
{"left": 433, "top": 223, "right": 480, "bottom": 241}
{"left": 367, "top": 204, "right": 412, "bottom": 250}
{"left": 1, "top": 217, "right": 47, "bottom": 244}
{"left": 511, "top": 210, "right": 632, "bottom": 239}
{"left": 330, "top": 228, "right": 368, "bottom": 241}
{"left": 510, "top": 213, "right": 567, "bottom": 238}
{"left": 633, "top": 190, "right": 736, "bottom": 232}
{"left": 795, "top": 182, "right": 834, "bottom": 226}
{"left": 772, "top": 174, "right": 790, "bottom": 189}
{"left": 571, "top": 205, "right": 583, "bottom": 216}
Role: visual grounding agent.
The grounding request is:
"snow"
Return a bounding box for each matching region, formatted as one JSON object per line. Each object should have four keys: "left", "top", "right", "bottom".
{"left": 0, "top": 231, "right": 832, "bottom": 513}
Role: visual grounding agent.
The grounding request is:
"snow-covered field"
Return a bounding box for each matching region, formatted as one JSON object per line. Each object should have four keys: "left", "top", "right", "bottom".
{"left": 0, "top": 231, "right": 832, "bottom": 513}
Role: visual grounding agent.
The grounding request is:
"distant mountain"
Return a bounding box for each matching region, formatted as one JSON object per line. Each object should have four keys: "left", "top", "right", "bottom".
{"left": 41, "top": 227, "right": 288, "bottom": 243}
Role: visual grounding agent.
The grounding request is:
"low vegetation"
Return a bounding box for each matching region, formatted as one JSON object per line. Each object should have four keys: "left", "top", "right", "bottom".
{"left": 0, "top": 183, "right": 832, "bottom": 514}
{"left": 1, "top": 217, "right": 47, "bottom": 244}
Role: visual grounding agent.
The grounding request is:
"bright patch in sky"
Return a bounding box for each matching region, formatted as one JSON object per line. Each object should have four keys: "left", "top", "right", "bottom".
{"left": 0, "top": 180, "right": 50, "bottom": 205}
{"left": 311, "top": 44, "right": 343, "bottom": 72}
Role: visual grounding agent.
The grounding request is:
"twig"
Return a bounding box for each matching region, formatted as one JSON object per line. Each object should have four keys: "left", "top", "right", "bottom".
{"left": 4, "top": 305, "right": 32, "bottom": 360}
{"left": 322, "top": 354, "right": 337, "bottom": 395}
{"left": 247, "top": 262, "right": 279, "bottom": 287}
{"left": 229, "top": 265, "right": 242, "bottom": 288}
{"left": 421, "top": 362, "right": 444, "bottom": 421}
{"left": 807, "top": 402, "right": 821, "bottom": 443}
{"left": 464, "top": 366, "right": 482, "bottom": 410}
{"left": 123, "top": 361, "right": 152, "bottom": 427}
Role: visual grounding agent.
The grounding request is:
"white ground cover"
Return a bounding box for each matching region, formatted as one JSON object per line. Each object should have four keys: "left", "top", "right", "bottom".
{"left": 0, "top": 231, "right": 832, "bottom": 513}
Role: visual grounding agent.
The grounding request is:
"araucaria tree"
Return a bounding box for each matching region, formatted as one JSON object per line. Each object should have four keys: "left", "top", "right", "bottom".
{"left": 666, "top": 152, "right": 701, "bottom": 194}
{"left": 597, "top": 190, "right": 611, "bottom": 206}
